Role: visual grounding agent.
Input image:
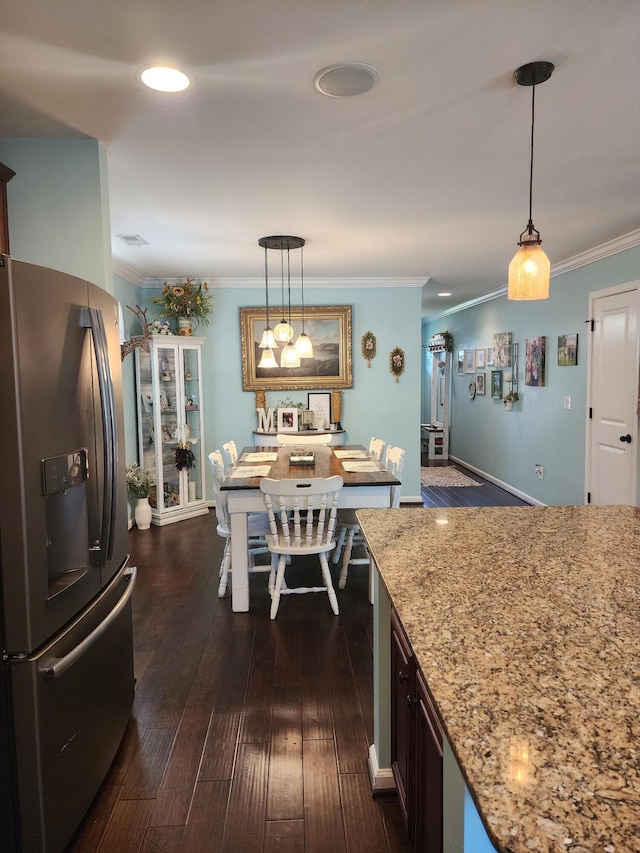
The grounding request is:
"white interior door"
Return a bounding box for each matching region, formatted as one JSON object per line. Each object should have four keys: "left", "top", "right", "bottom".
{"left": 587, "top": 284, "right": 638, "bottom": 505}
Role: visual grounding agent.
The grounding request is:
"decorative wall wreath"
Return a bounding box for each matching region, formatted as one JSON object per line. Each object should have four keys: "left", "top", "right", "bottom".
{"left": 389, "top": 347, "right": 405, "bottom": 383}
{"left": 361, "top": 331, "right": 376, "bottom": 367}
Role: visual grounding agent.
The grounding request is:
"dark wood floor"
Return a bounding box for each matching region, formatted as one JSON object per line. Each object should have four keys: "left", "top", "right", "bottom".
{"left": 65, "top": 514, "right": 412, "bottom": 853}
{"left": 66, "top": 467, "right": 526, "bottom": 853}
{"left": 420, "top": 459, "right": 530, "bottom": 508}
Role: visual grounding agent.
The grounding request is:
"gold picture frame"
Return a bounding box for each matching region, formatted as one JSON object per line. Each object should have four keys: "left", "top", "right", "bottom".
{"left": 240, "top": 305, "right": 353, "bottom": 391}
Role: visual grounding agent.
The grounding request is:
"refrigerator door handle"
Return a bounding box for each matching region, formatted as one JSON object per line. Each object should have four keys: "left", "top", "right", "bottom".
{"left": 85, "top": 306, "right": 117, "bottom": 563}
{"left": 38, "top": 565, "right": 137, "bottom": 679}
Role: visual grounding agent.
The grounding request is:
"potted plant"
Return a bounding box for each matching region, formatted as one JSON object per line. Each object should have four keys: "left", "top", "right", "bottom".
{"left": 126, "top": 463, "right": 155, "bottom": 529}
{"left": 150, "top": 278, "right": 214, "bottom": 336}
{"left": 503, "top": 390, "right": 519, "bottom": 410}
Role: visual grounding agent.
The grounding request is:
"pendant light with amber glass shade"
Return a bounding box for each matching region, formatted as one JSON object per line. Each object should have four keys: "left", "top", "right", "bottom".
{"left": 508, "top": 61, "right": 554, "bottom": 300}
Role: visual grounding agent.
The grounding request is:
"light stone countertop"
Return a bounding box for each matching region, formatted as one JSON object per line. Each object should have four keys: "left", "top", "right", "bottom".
{"left": 357, "top": 505, "right": 640, "bottom": 853}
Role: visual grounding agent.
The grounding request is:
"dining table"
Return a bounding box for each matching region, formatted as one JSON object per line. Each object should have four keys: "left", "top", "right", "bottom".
{"left": 220, "top": 444, "right": 401, "bottom": 612}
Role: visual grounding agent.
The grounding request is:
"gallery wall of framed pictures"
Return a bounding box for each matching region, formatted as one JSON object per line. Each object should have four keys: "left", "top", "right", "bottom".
{"left": 455, "top": 330, "right": 578, "bottom": 409}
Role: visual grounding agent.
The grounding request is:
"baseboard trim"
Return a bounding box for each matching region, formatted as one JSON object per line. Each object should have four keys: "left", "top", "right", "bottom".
{"left": 367, "top": 744, "right": 396, "bottom": 794}
{"left": 448, "top": 456, "right": 544, "bottom": 506}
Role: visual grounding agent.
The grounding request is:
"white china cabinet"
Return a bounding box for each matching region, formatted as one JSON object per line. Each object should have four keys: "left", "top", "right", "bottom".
{"left": 135, "top": 335, "right": 208, "bottom": 525}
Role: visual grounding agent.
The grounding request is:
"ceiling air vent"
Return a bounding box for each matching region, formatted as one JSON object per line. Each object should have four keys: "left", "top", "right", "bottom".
{"left": 117, "top": 234, "right": 148, "bottom": 246}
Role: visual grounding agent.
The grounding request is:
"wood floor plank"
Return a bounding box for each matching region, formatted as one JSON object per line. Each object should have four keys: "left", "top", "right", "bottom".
{"left": 178, "top": 779, "right": 230, "bottom": 853}
{"left": 238, "top": 621, "right": 276, "bottom": 744}
{"left": 339, "top": 772, "right": 388, "bottom": 853}
{"left": 302, "top": 738, "right": 347, "bottom": 853}
{"left": 198, "top": 710, "right": 241, "bottom": 782}
{"left": 222, "top": 742, "right": 269, "bottom": 853}
{"left": 66, "top": 784, "right": 123, "bottom": 853}
{"left": 97, "top": 797, "right": 154, "bottom": 852}
{"left": 266, "top": 687, "right": 303, "bottom": 822}
{"left": 263, "top": 820, "right": 305, "bottom": 853}
{"left": 149, "top": 628, "right": 252, "bottom": 827}
{"left": 139, "top": 825, "right": 184, "bottom": 852}
{"left": 120, "top": 726, "right": 177, "bottom": 799}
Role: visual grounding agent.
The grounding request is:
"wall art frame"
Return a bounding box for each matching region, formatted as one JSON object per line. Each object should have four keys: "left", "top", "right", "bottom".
{"left": 558, "top": 333, "right": 578, "bottom": 366}
{"left": 307, "top": 392, "right": 332, "bottom": 429}
{"left": 491, "top": 370, "right": 503, "bottom": 399}
{"left": 493, "top": 332, "right": 512, "bottom": 368}
{"left": 277, "top": 407, "right": 298, "bottom": 432}
{"left": 525, "top": 336, "right": 546, "bottom": 386}
{"left": 240, "top": 305, "right": 352, "bottom": 391}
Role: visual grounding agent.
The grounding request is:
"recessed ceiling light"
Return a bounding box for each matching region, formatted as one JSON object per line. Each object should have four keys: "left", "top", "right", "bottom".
{"left": 314, "top": 63, "right": 380, "bottom": 97}
{"left": 137, "top": 65, "right": 191, "bottom": 93}
{"left": 437, "top": 292, "right": 452, "bottom": 297}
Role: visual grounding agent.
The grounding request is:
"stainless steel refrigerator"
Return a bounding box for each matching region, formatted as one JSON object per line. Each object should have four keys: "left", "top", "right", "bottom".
{"left": 0, "top": 256, "right": 136, "bottom": 852}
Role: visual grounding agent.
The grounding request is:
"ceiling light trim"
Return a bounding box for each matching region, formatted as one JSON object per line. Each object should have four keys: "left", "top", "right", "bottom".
{"left": 314, "top": 62, "right": 380, "bottom": 98}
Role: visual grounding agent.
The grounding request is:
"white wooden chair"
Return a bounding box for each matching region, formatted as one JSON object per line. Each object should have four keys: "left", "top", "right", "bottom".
{"left": 259, "top": 475, "right": 343, "bottom": 619}
{"left": 276, "top": 433, "right": 332, "bottom": 446}
{"left": 221, "top": 440, "right": 238, "bottom": 473}
{"left": 209, "top": 451, "right": 270, "bottom": 597}
{"left": 333, "top": 436, "right": 386, "bottom": 563}
{"left": 336, "top": 445, "right": 405, "bottom": 596}
{"left": 369, "top": 436, "right": 386, "bottom": 462}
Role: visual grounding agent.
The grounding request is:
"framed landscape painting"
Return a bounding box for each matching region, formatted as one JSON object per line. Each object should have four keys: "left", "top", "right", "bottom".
{"left": 558, "top": 334, "right": 578, "bottom": 366}
{"left": 240, "top": 305, "right": 353, "bottom": 391}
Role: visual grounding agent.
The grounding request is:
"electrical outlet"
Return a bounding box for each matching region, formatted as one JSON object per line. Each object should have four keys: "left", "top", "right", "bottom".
{"left": 534, "top": 464, "right": 544, "bottom": 479}
{"left": 564, "top": 396, "right": 571, "bottom": 410}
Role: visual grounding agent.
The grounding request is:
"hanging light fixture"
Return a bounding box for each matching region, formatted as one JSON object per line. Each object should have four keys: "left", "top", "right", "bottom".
{"left": 294, "top": 243, "right": 314, "bottom": 358}
{"left": 273, "top": 249, "right": 294, "bottom": 343}
{"left": 258, "top": 237, "right": 306, "bottom": 368}
{"left": 257, "top": 238, "right": 278, "bottom": 368}
{"left": 508, "top": 61, "right": 554, "bottom": 301}
{"left": 279, "top": 243, "right": 300, "bottom": 368}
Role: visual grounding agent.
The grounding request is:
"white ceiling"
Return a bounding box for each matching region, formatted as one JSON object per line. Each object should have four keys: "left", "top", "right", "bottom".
{"left": 0, "top": 0, "right": 638, "bottom": 317}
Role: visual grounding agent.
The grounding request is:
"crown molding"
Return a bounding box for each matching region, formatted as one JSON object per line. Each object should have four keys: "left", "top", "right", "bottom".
{"left": 112, "top": 259, "right": 148, "bottom": 286}
{"left": 428, "top": 229, "right": 640, "bottom": 322}
{"left": 550, "top": 228, "right": 640, "bottom": 276}
{"left": 174, "top": 276, "right": 429, "bottom": 290}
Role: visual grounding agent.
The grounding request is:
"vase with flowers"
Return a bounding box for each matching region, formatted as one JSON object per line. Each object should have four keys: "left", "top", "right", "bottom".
{"left": 503, "top": 390, "right": 519, "bottom": 411}
{"left": 126, "top": 463, "right": 155, "bottom": 529}
{"left": 150, "top": 278, "right": 214, "bottom": 336}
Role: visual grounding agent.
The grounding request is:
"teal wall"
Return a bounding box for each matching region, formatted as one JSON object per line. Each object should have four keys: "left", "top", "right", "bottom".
{"left": 113, "top": 275, "right": 144, "bottom": 468}
{"left": 142, "top": 284, "right": 424, "bottom": 502}
{"left": 424, "top": 246, "right": 640, "bottom": 506}
{"left": 0, "top": 138, "right": 111, "bottom": 289}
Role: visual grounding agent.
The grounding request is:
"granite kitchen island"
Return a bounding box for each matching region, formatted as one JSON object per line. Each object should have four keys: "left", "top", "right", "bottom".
{"left": 358, "top": 505, "right": 640, "bottom": 853}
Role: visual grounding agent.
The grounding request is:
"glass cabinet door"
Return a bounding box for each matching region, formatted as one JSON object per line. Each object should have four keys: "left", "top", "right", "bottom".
{"left": 181, "top": 346, "right": 202, "bottom": 503}
{"left": 156, "top": 344, "right": 181, "bottom": 509}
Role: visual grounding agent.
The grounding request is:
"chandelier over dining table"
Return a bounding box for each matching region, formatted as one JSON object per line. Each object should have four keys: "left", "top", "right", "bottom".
{"left": 257, "top": 236, "right": 313, "bottom": 368}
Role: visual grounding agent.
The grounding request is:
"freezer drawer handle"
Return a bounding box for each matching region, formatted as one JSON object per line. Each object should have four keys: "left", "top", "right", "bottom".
{"left": 39, "top": 566, "right": 137, "bottom": 679}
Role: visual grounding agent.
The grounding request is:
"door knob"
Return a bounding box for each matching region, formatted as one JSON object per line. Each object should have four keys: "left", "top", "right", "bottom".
{"left": 619, "top": 434, "right": 632, "bottom": 443}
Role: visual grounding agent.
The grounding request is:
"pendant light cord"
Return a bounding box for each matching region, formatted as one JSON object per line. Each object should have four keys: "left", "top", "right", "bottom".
{"left": 286, "top": 246, "right": 293, "bottom": 343}
{"left": 264, "top": 245, "right": 270, "bottom": 327}
{"left": 527, "top": 83, "right": 536, "bottom": 232}
{"left": 300, "top": 245, "right": 306, "bottom": 334}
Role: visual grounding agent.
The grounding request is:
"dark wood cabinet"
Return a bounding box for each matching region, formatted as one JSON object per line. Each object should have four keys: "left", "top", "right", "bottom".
{"left": 0, "top": 162, "right": 16, "bottom": 256}
{"left": 390, "top": 608, "right": 443, "bottom": 853}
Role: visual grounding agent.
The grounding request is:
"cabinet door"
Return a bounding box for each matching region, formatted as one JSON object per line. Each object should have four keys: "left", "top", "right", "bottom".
{"left": 414, "top": 669, "right": 443, "bottom": 853}
{"left": 155, "top": 343, "right": 182, "bottom": 509}
{"left": 390, "top": 609, "right": 414, "bottom": 825}
{"left": 180, "top": 345, "right": 203, "bottom": 503}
